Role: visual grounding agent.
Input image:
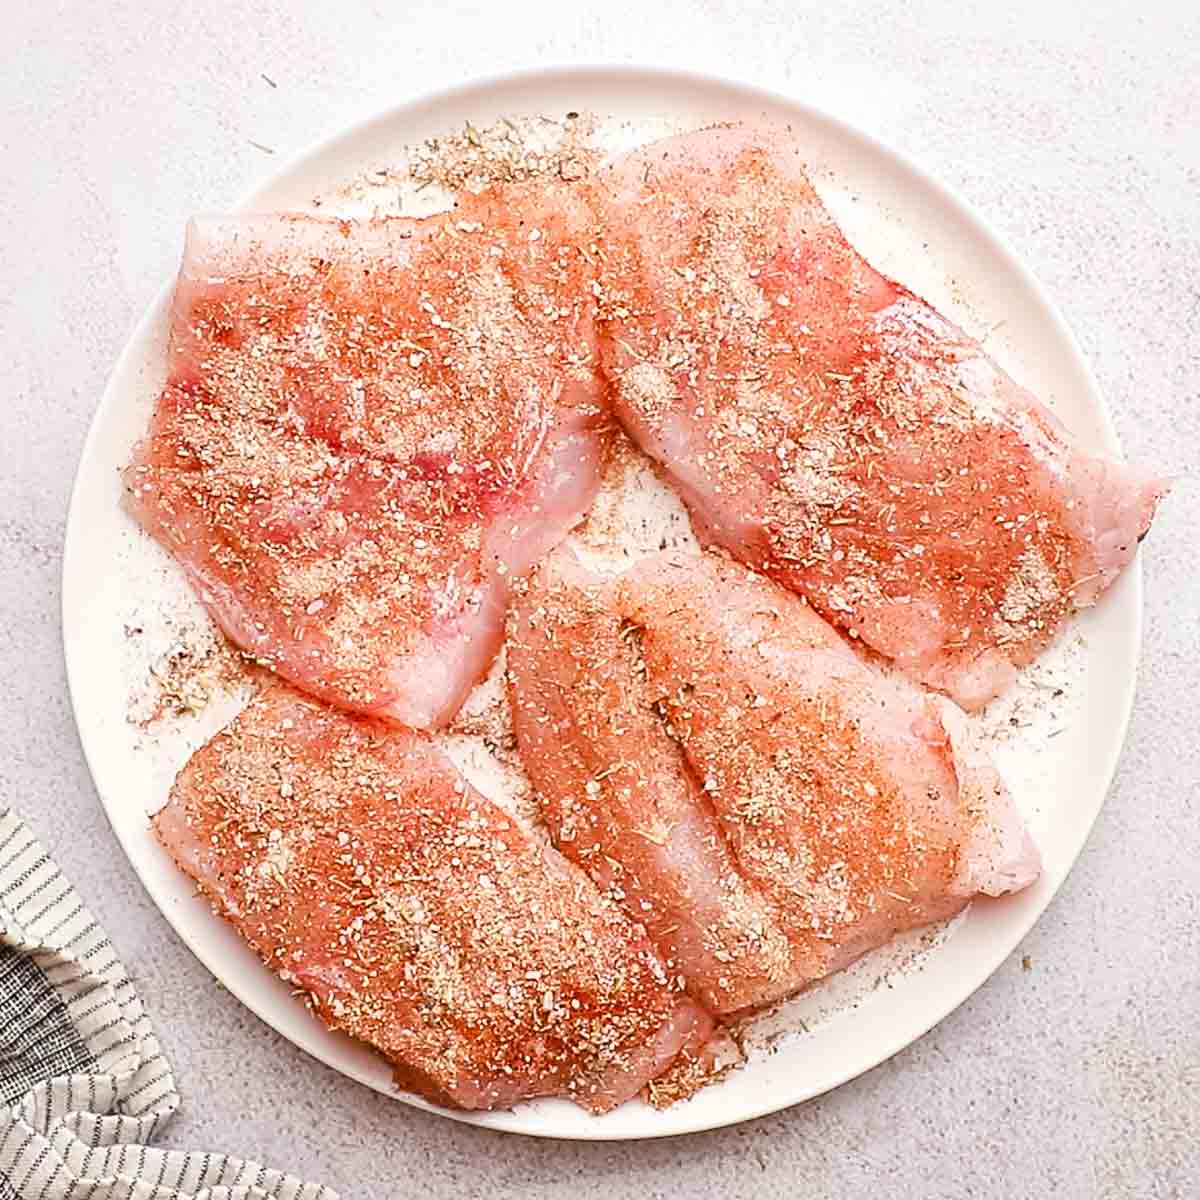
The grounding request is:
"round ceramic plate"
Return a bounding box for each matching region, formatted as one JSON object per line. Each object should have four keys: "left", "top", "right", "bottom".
{"left": 62, "top": 65, "right": 1143, "bottom": 1140}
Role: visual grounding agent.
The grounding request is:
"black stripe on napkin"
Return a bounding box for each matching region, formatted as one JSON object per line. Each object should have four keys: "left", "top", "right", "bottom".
{"left": 0, "top": 944, "right": 92, "bottom": 1105}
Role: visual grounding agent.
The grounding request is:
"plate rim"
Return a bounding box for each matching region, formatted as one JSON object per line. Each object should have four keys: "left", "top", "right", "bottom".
{"left": 61, "top": 61, "right": 1144, "bottom": 1141}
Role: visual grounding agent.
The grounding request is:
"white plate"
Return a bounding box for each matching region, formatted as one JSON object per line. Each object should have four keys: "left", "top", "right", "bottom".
{"left": 62, "top": 65, "right": 1144, "bottom": 1140}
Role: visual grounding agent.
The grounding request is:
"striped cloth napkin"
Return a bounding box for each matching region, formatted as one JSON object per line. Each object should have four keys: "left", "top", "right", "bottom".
{"left": 0, "top": 807, "right": 337, "bottom": 1199}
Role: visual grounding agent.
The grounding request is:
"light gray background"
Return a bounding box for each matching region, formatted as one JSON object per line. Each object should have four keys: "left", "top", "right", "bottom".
{"left": 3, "top": 2, "right": 1197, "bottom": 1197}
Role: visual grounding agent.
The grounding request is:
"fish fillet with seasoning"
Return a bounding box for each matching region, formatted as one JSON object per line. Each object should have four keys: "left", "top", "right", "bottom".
{"left": 597, "top": 125, "right": 1164, "bottom": 709}
{"left": 618, "top": 551, "right": 1041, "bottom": 984}
{"left": 508, "top": 546, "right": 802, "bottom": 1015}
{"left": 127, "top": 187, "right": 606, "bottom": 729}
{"left": 153, "top": 683, "right": 720, "bottom": 1113}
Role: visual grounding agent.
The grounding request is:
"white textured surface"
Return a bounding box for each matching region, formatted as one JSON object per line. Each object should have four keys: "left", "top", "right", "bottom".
{"left": 3, "top": 2, "right": 1197, "bottom": 1196}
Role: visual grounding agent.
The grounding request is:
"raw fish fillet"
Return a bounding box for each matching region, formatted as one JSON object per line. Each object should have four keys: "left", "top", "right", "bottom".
{"left": 127, "top": 189, "right": 605, "bottom": 729}
{"left": 154, "top": 683, "right": 715, "bottom": 1113}
{"left": 598, "top": 125, "right": 1163, "bottom": 708}
{"left": 619, "top": 551, "right": 1040, "bottom": 983}
{"left": 508, "top": 547, "right": 800, "bottom": 1015}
